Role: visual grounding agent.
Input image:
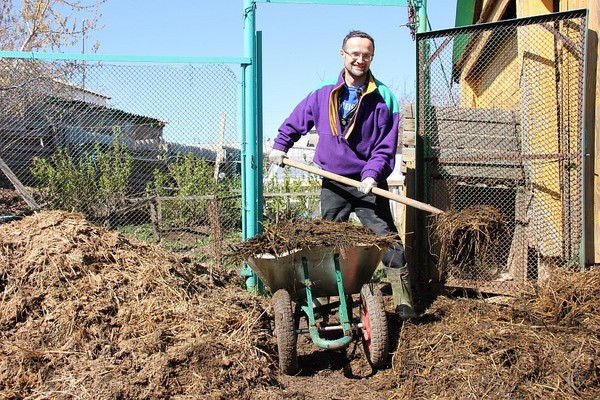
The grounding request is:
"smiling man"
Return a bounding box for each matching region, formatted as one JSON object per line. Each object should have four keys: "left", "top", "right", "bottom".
{"left": 269, "top": 30, "right": 416, "bottom": 320}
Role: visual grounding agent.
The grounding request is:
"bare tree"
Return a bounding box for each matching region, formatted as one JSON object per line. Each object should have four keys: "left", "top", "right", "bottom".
{"left": 0, "top": 0, "right": 106, "bottom": 52}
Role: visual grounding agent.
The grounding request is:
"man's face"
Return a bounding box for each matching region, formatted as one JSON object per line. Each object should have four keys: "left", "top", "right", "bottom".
{"left": 340, "top": 37, "right": 374, "bottom": 81}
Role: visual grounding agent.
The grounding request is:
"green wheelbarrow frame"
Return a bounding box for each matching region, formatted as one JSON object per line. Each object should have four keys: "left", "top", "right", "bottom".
{"left": 247, "top": 244, "right": 387, "bottom": 350}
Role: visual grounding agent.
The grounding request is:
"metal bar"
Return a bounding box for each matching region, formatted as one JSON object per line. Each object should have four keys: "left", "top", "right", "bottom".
{"left": 255, "top": 0, "right": 408, "bottom": 6}
{"left": 241, "top": 0, "right": 261, "bottom": 292}
{"left": 296, "top": 323, "right": 364, "bottom": 334}
{"left": 299, "top": 256, "right": 353, "bottom": 350}
{"left": 417, "top": 8, "right": 588, "bottom": 40}
{"left": 0, "top": 51, "right": 250, "bottom": 64}
{"left": 432, "top": 153, "right": 581, "bottom": 162}
{"left": 256, "top": 30, "right": 265, "bottom": 232}
{"left": 578, "top": 9, "right": 589, "bottom": 270}
{"left": 333, "top": 255, "right": 352, "bottom": 337}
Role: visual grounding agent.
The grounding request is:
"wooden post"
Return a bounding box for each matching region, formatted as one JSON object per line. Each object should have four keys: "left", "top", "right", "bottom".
{"left": 214, "top": 112, "right": 226, "bottom": 181}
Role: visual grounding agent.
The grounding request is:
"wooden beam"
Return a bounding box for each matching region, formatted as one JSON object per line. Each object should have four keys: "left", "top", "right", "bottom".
{"left": 0, "top": 156, "right": 40, "bottom": 210}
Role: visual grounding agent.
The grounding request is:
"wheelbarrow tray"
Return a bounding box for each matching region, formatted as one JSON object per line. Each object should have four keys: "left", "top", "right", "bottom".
{"left": 247, "top": 244, "right": 386, "bottom": 301}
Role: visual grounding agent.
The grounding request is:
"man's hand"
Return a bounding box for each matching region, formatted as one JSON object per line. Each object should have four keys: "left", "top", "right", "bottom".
{"left": 268, "top": 149, "right": 287, "bottom": 167}
{"left": 357, "top": 177, "right": 377, "bottom": 194}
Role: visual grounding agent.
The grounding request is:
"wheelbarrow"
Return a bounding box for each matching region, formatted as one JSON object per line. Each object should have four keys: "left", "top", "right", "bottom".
{"left": 247, "top": 244, "right": 389, "bottom": 375}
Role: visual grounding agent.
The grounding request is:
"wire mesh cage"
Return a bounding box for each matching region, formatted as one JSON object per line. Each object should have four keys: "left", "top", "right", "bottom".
{"left": 0, "top": 57, "right": 241, "bottom": 251}
{"left": 416, "top": 10, "right": 588, "bottom": 294}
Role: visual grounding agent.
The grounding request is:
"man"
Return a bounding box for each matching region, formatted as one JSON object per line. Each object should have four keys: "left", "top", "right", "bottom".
{"left": 268, "top": 30, "right": 416, "bottom": 320}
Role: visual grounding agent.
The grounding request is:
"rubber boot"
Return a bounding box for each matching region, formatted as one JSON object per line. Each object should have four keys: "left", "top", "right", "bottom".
{"left": 387, "top": 266, "right": 417, "bottom": 320}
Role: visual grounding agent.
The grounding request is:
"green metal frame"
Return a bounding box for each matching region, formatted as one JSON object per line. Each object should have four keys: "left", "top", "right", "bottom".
{"left": 300, "top": 254, "right": 352, "bottom": 349}
{"left": 0, "top": 51, "right": 249, "bottom": 64}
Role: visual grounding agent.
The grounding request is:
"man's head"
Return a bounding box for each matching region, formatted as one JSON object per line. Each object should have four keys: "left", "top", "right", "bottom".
{"left": 340, "top": 30, "right": 375, "bottom": 85}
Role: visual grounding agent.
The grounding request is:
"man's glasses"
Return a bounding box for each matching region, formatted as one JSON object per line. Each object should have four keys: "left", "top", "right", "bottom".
{"left": 342, "top": 49, "right": 373, "bottom": 62}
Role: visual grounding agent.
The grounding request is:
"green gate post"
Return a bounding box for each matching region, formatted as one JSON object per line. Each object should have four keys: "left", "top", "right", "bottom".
{"left": 240, "top": 0, "right": 264, "bottom": 293}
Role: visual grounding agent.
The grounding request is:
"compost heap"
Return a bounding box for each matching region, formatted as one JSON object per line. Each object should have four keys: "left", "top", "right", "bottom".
{"left": 228, "top": 218, "right": 397, "bottom": 261}
{"left": 432, "top": 204, "right": 507, "bottom": 280}
{"left": 1, "top": 205, "right": 599, "bottom": 399}
{"left": 0, "top": 210, "right": 276, "bottom": 399}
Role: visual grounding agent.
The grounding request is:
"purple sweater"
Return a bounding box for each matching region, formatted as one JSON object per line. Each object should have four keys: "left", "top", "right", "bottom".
{"left": 273, "top": 70, "right": 400, "bottom": 182}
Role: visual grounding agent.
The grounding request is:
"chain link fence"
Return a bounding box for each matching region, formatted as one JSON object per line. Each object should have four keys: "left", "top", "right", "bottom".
{"left": 416, "top": 10, "right": 587, "bottom": 294}
{"left": 0, "top": 57, "right": 242, "bottom": 254}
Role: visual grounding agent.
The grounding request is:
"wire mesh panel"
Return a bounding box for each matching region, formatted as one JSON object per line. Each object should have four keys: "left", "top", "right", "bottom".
{"left": 416, "top": 10, "right": 587, "bottom": 294}
{"left": 0, "top": 57, "right": 240, "bottom": 251}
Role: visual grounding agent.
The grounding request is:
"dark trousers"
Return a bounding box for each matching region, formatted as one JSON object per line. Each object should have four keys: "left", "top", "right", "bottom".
{"left": 320, "top": 178, "right": 405, "bottom": 269}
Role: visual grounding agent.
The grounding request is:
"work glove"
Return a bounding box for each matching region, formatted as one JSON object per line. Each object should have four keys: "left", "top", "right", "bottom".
{"left": 357, "top": 177, "right": 377, "bottom": 194}
{"left": 268, "top": 149, "right": 287, "bottom": 167}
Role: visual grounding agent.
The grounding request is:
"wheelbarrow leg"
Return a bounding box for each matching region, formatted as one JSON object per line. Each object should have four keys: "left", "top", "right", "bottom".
{"left": 300, "top": 254, "right": 353, "bottom": 350}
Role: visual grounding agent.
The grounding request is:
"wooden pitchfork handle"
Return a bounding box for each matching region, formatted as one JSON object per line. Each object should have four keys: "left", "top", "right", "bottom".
{"left": 282, "top": 158, "right": 444, "bottom": 215}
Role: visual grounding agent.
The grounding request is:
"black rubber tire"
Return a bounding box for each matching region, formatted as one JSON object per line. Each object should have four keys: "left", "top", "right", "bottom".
{"left": 272, "top": 289, "right": 298, "bottom": 374}
{"left": 360, "top": 284, "right": 389, "bottom": 369}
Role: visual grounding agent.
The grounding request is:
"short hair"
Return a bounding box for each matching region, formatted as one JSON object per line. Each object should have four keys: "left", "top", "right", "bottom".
{"left": 342, "top": 30, "right": 375, "bottom": 52}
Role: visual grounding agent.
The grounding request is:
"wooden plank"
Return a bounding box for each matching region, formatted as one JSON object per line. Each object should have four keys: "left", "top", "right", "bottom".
{"left": 402, "top": 130, "right": 415, "bottom": 147}
{"left": 438, "top": 165, "right": 524, "bottom": 180}
{"left": 434, "top": 132, "right": 520, "bottom": 150}
{"left": 439, "top": 278, "right": 525, "bottom": 296}
{"left": 429, "top": 106, "right": 523, "bottom": 178}
{"left": 402, "top": 146, "right": 415, "bottom": 159}
{"left": 213, "top": 112, "right": 226, "bottom": 181}
{"left": 479, "top": 0, "right": 512, "bottom": 23}
{"left": 456, "top": 0, "right": 512, "bottom": 87}
{"left": 0, "top": 156, "right": 40, "bottom": 210}
{"left": 436, "top": 119, "right": 519, "bottom": 137}
{"left": 403, "top": 103, "right": 416, "bottom": 142}
{"left": 434, "top": 106, "right": 518, "bottom": 124}
{"left": 506, "top": 188, "right": 532, "bottom": 283}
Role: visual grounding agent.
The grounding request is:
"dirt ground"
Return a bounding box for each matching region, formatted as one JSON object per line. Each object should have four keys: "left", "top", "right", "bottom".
{"left": 1, "top": 189, "right": 598, "bottom": 399}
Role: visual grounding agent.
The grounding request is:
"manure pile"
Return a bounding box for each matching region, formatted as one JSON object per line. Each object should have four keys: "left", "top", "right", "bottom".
{"left": 0, "top": 211, "right": 276, "bottom": 399}
{"left": 390, "top": 268, "right": 600, "bottom": 399}
{"left": 432, "top": 204, "right": 506, "bottom": 280}
{"left": 229, "top": 218, "right": 397, "bottom": 261}
{"left": 1, "top": 209, "right": 598, "bottom": 400}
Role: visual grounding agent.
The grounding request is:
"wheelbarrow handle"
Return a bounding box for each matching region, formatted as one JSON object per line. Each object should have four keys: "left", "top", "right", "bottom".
{"left": 282, "top": 158, "right": 444, "bottom": 215}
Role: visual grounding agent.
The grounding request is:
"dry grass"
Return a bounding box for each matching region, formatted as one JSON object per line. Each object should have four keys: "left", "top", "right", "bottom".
{"left": 388, "top": 267, "right": 600, "bottom": 399}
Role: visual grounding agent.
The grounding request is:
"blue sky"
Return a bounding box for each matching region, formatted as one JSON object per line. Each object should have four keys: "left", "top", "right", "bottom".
{"left": 88, "top": 1, "right": 458, "bottom": 140}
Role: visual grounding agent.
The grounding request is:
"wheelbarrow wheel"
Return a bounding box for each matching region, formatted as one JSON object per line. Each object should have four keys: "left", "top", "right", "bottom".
{"left": 360, "top": 283, "right": 389, "bottom": 369}
{"left": 273, "top": 289, "right": 298, "bottom": 374}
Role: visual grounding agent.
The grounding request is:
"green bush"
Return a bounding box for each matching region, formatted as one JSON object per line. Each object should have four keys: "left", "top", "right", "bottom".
{"left": 31, "top": 133, "right": 133, "bottom": 220}
{"left": 146, "top": 152, "right": 241, "bottom": 231}
{"left": 263, "top": 162, "right": 321, "bottom": 224}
